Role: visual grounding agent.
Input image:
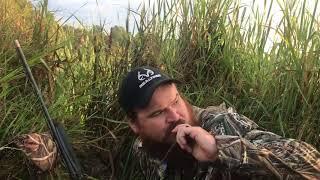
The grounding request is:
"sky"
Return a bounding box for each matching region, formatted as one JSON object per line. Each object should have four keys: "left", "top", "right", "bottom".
{"left": 45, "top": 0, "right": 270, "bottom": 28}
{"left": 46, "top": 0, "right": 155, "bottom": 29}
{"left": 44, "top": 0, "right": 282, "bottom": 51}
{"left": 44, "top": 0, "right": 318, "bottom": 43}
{"left": 45, "top": 0, "right": 318, "bottom": 28}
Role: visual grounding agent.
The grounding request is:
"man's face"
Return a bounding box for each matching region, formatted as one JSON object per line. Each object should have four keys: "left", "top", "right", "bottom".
{"left": 129, "top": 83, "right": 194, "bottom": 144}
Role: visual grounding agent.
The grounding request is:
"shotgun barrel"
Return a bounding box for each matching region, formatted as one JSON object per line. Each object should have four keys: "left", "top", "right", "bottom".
{"left": 14, "top": 40, "right": 83, "bottom": 180}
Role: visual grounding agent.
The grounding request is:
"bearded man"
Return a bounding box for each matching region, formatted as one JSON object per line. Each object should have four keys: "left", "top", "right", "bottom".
{"left": 118, "top": 66, "right": 320, "bottom": 180}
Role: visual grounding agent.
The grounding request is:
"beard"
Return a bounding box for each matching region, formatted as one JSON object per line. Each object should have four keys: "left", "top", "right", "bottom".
{"left": 140, "top": 99, "right": 199, "bottom": 177}
{"left": 142, "top": 118, "right": 185, "bottom": 158}
{"left": 142, "top": 130, "right": 197, "bottom": 178}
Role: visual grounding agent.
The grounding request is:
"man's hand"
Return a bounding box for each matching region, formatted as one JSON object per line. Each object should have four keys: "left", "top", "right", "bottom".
{"left": 172, "top": 124, "right": 218, "bottom": 162}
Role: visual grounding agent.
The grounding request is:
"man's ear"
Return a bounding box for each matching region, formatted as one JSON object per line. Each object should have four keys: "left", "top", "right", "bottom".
{"left": 128, "top": 119, "right": 140, "bottom": 134}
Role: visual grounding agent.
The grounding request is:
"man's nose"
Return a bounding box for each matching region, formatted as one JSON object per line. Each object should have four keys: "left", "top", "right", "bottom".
{"left": 166, "top": 107, "right": 180, "bottom": 123}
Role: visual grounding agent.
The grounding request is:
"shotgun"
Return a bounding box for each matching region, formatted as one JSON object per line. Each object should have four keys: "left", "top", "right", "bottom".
{"left": 14, "top": 40, "right": 83, "bottom": 180}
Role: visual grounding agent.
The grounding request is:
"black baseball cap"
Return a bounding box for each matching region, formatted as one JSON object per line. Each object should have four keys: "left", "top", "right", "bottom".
{"left": 118, "top": 66, "right": 178, "bottom": 114}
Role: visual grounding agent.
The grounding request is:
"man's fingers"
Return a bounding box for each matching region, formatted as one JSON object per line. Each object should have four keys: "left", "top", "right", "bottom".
{"left": 172, "top": 124, "right": 191, "bottom": 132}
{"left": 176, "top": 134, "right": 192, "bottom": 153}
{"left": 171, "top": 124, "right": 218, "bottom": 161}
{"left": 175, "top": 126, "right": 187, "bottom": 146}
{"left": 173, "top": 124, "right": 195, "bottom": 152}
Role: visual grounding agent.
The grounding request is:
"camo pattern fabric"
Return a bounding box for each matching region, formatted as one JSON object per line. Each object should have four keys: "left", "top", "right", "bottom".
{"left": 14, "top": 132, "right": 57, "bottom": 171}
{"left": 132, "top": 103, "right": 320, "bottom": 180}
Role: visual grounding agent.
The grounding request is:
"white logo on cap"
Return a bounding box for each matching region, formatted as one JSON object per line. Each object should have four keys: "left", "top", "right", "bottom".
{"left": 138, "top": 68, "right": 154, "bottom": 81}
{"left": 138, "top": 68, "right": 161, "bottom": 88}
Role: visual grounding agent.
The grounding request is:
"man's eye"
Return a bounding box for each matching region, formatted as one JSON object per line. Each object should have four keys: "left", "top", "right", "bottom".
{"left": 151, "top": 111, "right": 163, "bottom": 117}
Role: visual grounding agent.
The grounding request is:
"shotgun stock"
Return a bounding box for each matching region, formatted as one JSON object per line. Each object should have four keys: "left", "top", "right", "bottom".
{"left": 14, "top": 40, "right": 83, "bottom": 180}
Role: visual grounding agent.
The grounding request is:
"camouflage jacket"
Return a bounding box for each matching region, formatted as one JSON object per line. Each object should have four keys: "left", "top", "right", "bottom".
{"left": 132, "top": 104, "right": 320, "bottom": 180}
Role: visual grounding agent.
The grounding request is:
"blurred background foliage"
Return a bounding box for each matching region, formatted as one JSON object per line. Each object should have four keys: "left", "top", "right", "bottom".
{"left": 0, "top": 0, "right": 319, "bottom": 179}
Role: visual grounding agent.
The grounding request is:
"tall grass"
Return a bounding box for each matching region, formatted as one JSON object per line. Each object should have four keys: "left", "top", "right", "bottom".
{"left": 0, "top": 0, "right": 319, "bottom": 179}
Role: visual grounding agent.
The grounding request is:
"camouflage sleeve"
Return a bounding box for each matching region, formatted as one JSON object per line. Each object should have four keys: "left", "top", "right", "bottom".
{"left": 132, "top": 138, "right": 166, "bottom": 180}
{"left": 200, "top": 109, "right": 320, "bottom": 179}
